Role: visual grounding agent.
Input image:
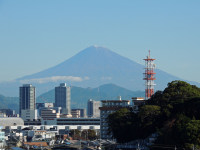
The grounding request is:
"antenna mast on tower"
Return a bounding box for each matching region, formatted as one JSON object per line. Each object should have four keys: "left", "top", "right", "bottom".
{"left": 143, "top": 50, "right": 156, "bottom": 100}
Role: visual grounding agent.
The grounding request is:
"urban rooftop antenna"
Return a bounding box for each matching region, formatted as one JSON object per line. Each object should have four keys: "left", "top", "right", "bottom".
{"left": 143, "top": 50, "right": 156, "bottom": 100}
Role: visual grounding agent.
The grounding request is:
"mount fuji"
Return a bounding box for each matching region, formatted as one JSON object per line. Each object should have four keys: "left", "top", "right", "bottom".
{"left": 0, "top": 46, "right": 198, "bottom": 96}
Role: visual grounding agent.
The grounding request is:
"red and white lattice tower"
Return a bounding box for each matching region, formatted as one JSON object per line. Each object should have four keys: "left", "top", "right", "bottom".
{"left": 143, "top": 50, "right": 156, "bottom": 100}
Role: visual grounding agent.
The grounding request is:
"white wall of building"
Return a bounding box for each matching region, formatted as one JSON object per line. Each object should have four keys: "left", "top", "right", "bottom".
{"left": 21, "top": 109, "right": 38, "bottom": 121}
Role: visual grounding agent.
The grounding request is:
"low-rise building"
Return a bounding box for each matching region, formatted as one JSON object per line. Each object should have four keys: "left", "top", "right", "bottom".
{"left": 0, "top": 117, "right": 24, "bottom": 127}
{"left": 71, "top": 109, "right": 86, "bottom": 118}
{"left": 56, "top": 118, "right": 100, "bottom": 126}
{"left": 4, "top": 125, "right": 100, "bottom": 142}
{"left": 41, "top": 108, "right": 61, "bottom": 125}
{"left": 71, "top": 109, "right": 81, "bottom": 118}
{"left": 41, "top": 108, "right": 60, "bottom": 120}
{"left": 132, "top": 97, "right": 145, "bottom": 112}
{"left": 0, "top": 109, "right": 15, "bottom": 117}
{"left": 36, "top": 103, "right": 55, "bottom": 117}
{"left": 40, "top": 116, "right": 100, "bottom": 126}
{"left": 28, "top": 130, "right": 57, "bottom": 141}
{"left": 24, "top": 119, "right": 41, "bottom": 125}
{"left": 21, "top": 110, "right": 38, "bottom": 121}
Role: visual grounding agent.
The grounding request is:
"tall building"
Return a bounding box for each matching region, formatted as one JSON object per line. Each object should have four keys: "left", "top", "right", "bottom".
{"left": 19, "top": 84, "right": 36, "bottom": 120}
{"left": 99, "top": 100, "right": 130, "bottom": 139}
{"left": 55, "top": 83, "right": 71, "bottom": 115}
{"left": 87, "top": 99, "right": 100, "bottom": 118}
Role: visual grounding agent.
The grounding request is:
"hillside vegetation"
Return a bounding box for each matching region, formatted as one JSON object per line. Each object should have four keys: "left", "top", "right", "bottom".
{"left": 108, "top": 80, "right": 200, "bottom": 149}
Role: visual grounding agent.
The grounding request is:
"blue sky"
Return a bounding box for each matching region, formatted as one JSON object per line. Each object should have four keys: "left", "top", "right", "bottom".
{"left": 0, "top": 0, "right": 199, "bottom": 83}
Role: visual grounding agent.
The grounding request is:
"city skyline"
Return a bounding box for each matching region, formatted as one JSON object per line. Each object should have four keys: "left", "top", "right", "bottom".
{"left": 0, "top": 0, "right": 199, "bottom": 83}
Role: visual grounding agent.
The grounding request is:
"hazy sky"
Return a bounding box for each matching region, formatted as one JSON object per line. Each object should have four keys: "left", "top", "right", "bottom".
{"left": 0, "top": 0, "right": 199, "bottom": 83}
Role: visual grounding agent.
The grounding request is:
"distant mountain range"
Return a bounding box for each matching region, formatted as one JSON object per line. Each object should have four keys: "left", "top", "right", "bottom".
{"left": 0, "top": 45, "right": 199, "bottom": 96}
{"left": 0, "top": 95, "right": 18, "bottom": 113}
{"left": 0, "top": 84, "right": 144, "bottom": 112}
{"left": 37, "top": 83, "right": 144, "bottom": 108}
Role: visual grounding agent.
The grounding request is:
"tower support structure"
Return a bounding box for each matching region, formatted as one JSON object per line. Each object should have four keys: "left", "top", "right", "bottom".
{"left": 143, "top": 50, "right": 156, "bottom": 100}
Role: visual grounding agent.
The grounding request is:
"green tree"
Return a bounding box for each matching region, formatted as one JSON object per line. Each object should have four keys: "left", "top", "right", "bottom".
{"left": 163, "top": 80, "right": 200, "bottom": 103}
{"left": 70, "top": 129, "right": 81, "bottom": 140}
{"left": 108, "top": 80, "right": 200, "bottom": 147}
{"left": 108, "top": 106, "right": 162, "bottom": 143}
{"left": 107, "top": 108, "right": 137, "bottom": 143}
{"left": 138, "top": 105, "right": 161, "bottom": 124}
{"left": 88, "top": 129, "right": 98, "bottom": 140}
{"left": 138, "top": 105, "right": 161, "bottom": 133}
{"left": 183, "top": 120, "right": 200, "bottom": 146}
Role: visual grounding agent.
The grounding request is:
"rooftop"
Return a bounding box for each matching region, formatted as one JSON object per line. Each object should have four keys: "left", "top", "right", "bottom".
{"left": 101, "top": 100, "right": 130, "bottom": 102}
{"left": 0, "top": 117, "right": 24, "bottom": 127}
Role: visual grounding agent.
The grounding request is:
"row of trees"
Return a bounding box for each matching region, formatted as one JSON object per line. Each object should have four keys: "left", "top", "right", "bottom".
{"left": 107, "top": 80, "right": 200, "bottom": 149}
{"left": 69, "top": 129, "right": 99, "bottom": 140}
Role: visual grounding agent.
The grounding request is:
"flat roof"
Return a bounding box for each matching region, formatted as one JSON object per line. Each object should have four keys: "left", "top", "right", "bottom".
{"left": 0, "top": 117, "right": 24, "bottom": 126}
{"left": 99, "top": 106, "right": 130, "bottom": 110}
{"left": 101, "top": 100, "right": 130, "bottom": 102}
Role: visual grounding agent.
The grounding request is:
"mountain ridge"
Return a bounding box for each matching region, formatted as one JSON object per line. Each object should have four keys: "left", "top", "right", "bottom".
{"left": 37, "top": 83, "right": 144, "bottom": 108}
{"left": 19, "top": 46, "right": 143, "bottom": 79}
{"left": 0, "top": 83, "right": 144, "bottom": 112}
{"left": 0, "top": 45, "right": 199, "bottom": 96}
